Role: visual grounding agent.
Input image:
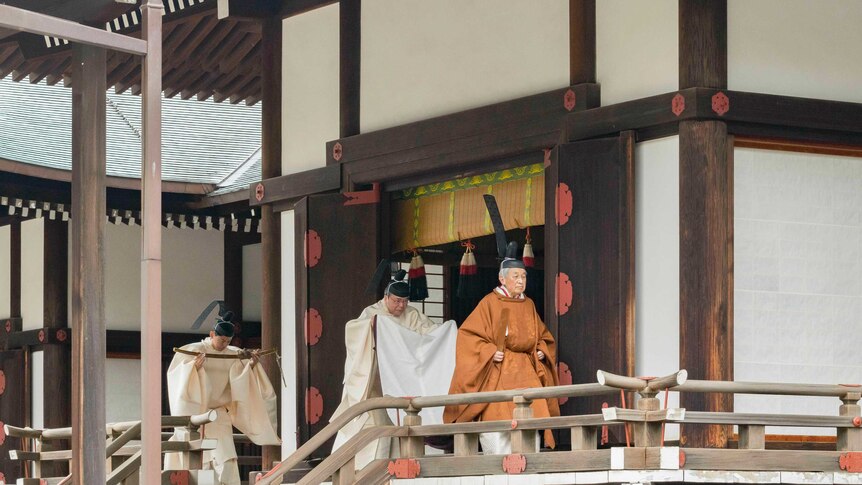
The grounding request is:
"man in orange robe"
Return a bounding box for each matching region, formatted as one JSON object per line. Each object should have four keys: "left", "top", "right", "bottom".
{"left": 443, "top": 240, "right": 559, "bottom": 454}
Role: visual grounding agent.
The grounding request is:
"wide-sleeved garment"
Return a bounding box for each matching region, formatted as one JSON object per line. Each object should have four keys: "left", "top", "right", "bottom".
{"left": 331, "top": 299, "right": 440, "bottom": 469}
{"left": 444, "top": 291, "right": 559, "bottom": 446}
{"left": 165, "top": 337, "right": 281, "bottom": 485}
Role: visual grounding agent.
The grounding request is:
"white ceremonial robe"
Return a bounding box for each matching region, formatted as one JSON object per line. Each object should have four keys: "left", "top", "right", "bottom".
{"left": 331, "top": 300, "right": 451, "bottom": 470}
{"left": 165, "top": 337, "right": 281, "bottom": 485}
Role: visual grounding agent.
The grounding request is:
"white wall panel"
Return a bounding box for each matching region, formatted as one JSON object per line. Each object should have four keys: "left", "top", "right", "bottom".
{"left": 106, "top": 358, "right": 142, "bottom": 423}
{"left": 597, "top": 0, "right": 677, "bottom": 106}
{"left": 735, "top": 148, "right": 862, "bottom": 435}
{"left": 729, "top": 0, "right": 862, "bottom": 103}
{"left": 283, "top": 6, "right": 339, "bottom": 174}
{"left": 0, "top": 225, "right": 10, "bottom": 318}
{"left": 105, "top": 224, "right": 224, "bottom": 332}
{"left": 281, "top": 210, "right": 297, "bottom": 454}
{"left": 361, "top": 0, "right": 568, "bottom": 132}
{"left": 634, "top": 136, "right": 680, "bottom": 439}
{"left": 242, "top": 243, "right": 262, "bottom": 322}
{"left": 21, "top": 218, "right": 44, "bottom": 329}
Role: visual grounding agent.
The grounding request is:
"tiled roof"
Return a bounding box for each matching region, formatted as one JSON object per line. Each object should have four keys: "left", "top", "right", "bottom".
{"left": 0, "top": 76, "right": 261, "bottom": 193}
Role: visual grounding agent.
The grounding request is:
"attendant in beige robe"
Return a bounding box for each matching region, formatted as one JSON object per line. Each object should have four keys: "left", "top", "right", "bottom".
{"left": 165, "top": 314, "right": 280, "bottom": 485}
{"left": 331, "top": 270, "right": 439, "bottom": 470}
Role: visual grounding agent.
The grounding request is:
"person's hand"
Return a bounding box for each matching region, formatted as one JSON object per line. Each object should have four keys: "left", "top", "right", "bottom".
{"left": 194, "top": 352, "right": 206, "bottom": 370}
{"left": 537, "top": 350, "right": 545, "bottom": 361}
{"left": 493, "top": 351, "right": 504, "bottom": 362}
{"left": 250, "top": 349, "right": 261, "bottom": 369}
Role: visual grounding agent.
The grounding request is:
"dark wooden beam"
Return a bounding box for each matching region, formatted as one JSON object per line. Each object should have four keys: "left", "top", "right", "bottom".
{"left": 249, "top": 164, "right": 341, "bottom": 207}
{"left": 679, "top": 120, "right": 734, "bottom": 448}
{"left": 260, "top": 14, "right": 282, "bottom": 471}
{"left": 565, "top": 88, "right": 862, "bottom": 146}
{"left": 224, "top": 231, "right": 244, "bottom": 323}
{"left": 331, "top": 84, "right": 600, "bottom": 184}
{"left": 679, "top": 0, "right": 727, "bottom": 89}
{"left": 218, "top": 0, "right": 280, "bottom": 19}
{"left": 569, "top": 0, "right": 596, "bottom": 84}
{"left": 280, "top": 0, "right": 337, "bottom": 18}
{"left": 41, "top": 217, "right": 71, "bottom": 476}
{"left": 10, "top": 219, "right": 21, "bottom": 319}
{"left": 340, "top": 0, "right": 361, "bottom": 138}
{"left": 70, "top": 42, "right": 107, "bottom": 483}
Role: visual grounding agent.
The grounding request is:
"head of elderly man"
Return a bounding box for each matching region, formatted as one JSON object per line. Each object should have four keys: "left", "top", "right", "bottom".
{"left": 383, "top": 270, "right": 411, "bottom": 317}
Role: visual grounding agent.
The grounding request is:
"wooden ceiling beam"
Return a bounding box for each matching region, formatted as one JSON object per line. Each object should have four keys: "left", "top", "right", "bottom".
{"left": 201, "top": 26, "right": 245, "bottom": 71}
{"left": 218, "top": 33, "right": 258, "bottom": 73}
{"left": 187, "top": 20, "right": 234, "bottom": 68}
{"left": 218, "top": 0, "right": 280, "bottom": 20}
{"left": 166, "top": 14, "right": 218, "bottom": 67}
{"left": 229, "top": 75, "right": 258, "bottom": 104}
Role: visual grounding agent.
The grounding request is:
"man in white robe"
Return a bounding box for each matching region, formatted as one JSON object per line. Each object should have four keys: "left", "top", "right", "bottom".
{"left": 331, "top": 270, "right": 443, "bottom": 470}
{"left": 165, "top": 313, "right": 281, "bottom": 485}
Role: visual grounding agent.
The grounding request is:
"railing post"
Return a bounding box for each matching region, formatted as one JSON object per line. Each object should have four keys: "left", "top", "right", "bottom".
{"left": 634, "top": 391, "right": 662, "bottom": 447}
{"left": 399, "top": 406, "right": 425, "bottom": 458}
{"left": 33, "top": 436, "right": 44, "bottom": 479}
{"left": 571, "top": 426, "right": 598, "bottom": 450}
{"left": 331, "top": 456, "right": 355, "bottom": 485}
{"left": 838, "top": 391, "right": 862, "bottom": 452}
{"left": 738, "top": 425, "right": 765, "bottom": 450}
{"left": 454, "top": 433, "right": 479, "bottom": 456}
{"left": 511, "top": 396, "right": 536, "bottom": 453}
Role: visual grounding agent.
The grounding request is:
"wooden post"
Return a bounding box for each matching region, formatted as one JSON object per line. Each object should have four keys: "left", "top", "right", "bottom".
{"left": 10, "top": 219, "right": 21, "bottom": 319}
{"left": 571, "top": 426, "right": 597, "bottom": 450}
{"left": 678, "top": 121, "right": 734, "bottom": 448}
{"left": 340, "top": 0, "right": 361, "bottom": 138}
{"left": 569, "top": 0, "right": 596, "bottom": 84}
{"left": 70, "top": 42, "right": 107, "bottom": 485}
{"left": 42, "top": 218, "right": 70, "bottom": 477}
{"left": 331, "top": 456, "right": 355, "bottom": 485}
{"left": 511, "top": 396, "right": 536, "bottom": 453}
{"left": 738, "top": 425, "right": 765, "bottom": 450}
{"left": 140, "top": 0, "right": 164, "bottom": 483}
{"left": 260, "top": 15, "right": 283, "bottom": 470}
{"left": 224, "top": 231, "right": 244, "bottom": 322}
{"left": 454, "top": 433, "right": 479, "bottom": 456}
{"left": 634, "top": 392, "right": 662, "bottom": 448}
{"left": 678, "top": 0, "right": 730, "bottom": 450}
{"left": 837, "top": 392, "right": 862, "bottom": 452}
{"left": 399, "top": 408, "right": 424, "bottom": 458}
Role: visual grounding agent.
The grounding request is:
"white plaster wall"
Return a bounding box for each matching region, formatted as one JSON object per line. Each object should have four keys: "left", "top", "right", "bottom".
{"left": 105, "top": 223, "right": 224, "bottom": 332}
{"left": 21, "top": 218, "right": 44, "bottom": 330}
{"left": 596, "top": 0, "right": 677, "bottom": 106}
{"left": 634, "top": 136, "right": 681, "bottom": 439}
{"left": 728, "top": 0, "right": 862, "bottom": 103}
{"left": 242, "top": 243, "right": 262, "bottom": 322}
{"left": 361, "top": 0, "right": 568, "bottom": 132}
{"left": 281, "top": 210, "right": 298, "bottom": 454}
{"left": 283, "top": 6, "right": 339, "bottom": 173}
{"left": 106, "top": 358, "right": 142, "bottom": 423}
{"left": 0, "top": 225, "right": 9, "bottom": 317}
{"left": 734, "top": 148, "right": 862, "bottom": 436}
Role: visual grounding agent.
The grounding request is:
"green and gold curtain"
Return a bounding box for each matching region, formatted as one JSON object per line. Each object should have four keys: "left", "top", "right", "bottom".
{"left": 392, "top": 163, "right": 544, "bottom": 252}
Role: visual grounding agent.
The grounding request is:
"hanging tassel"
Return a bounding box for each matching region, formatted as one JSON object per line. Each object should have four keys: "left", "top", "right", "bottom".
{"left": 457, "top": 240, "right": 482, "bottom": 300}
{"left": 524, "top": 227, "right": 541, "bottom": 297}
{"left": 408, "top": 249, "right": 429, "bottom": 301}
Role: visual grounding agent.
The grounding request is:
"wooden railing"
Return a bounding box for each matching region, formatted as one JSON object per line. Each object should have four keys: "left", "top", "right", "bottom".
{"left": 255, "top": 369, "right": 862, "bottom": 485}
{"left": 4, "top": 410, "right": 219, "bottom": 485}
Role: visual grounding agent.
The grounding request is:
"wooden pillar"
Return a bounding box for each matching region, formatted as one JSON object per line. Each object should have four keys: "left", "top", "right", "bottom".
{"left": 70, "top": 42, "right": 107, "bottom": 485}
{"left": 569, "top": 0, "right": 596, "bottom": 84}
{"left": 678, "top": 121, "right": 733, "bottom": 448}
{"left": 10, "top": 219, "right": 20, "bottom": 319}
{"left": 678, "top": 0, "right": 731, "bottom": 449}
{"left": 261, "top": 15, "right": 283, "bottom": 470}
{"left": 340, "top": 0, "right": 361, "bottom": 137}
{"left": 43, "top": 219, "right": 70, "bottom": 477}
{"left": 140, "top": 0, "right": 164, "bottom": 482}
{"left": 679, "top": 0, "right": 727, "bottom": 89}
{"left": 224, "top": 231, "right": 244, "bottom": 322}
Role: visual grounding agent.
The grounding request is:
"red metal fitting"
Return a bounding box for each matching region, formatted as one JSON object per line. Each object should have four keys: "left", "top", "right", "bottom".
{"left": 679, "top": 450, "right": 686, "bottom": 467}
{"left": 388, "top": 458, "right": 420, "bottom": 478}
{"left": 853, "top": 416, "right": 862, "bottom": 427}
{"left": 671, "top": 93, "right": 685, "bottom": 116}
{"left": 56, "top": 329, "right": 67, "bottom": 342}
{"left": 332, "top": 142, "right": 343, "bottom": 161}
{"left": 169, "top": 470, "right": 190, "bottom": 485}
{"left": 502, "top": 454, "right": 527, "bottom": 474}
{"left": 712, "top": 91, "right": 730, "bottom": 116}
{"left": 563, "top": 89, "right": 576, "bottom": 111}
{"left": 38, "top": 329, "right": 46, "bottom": 343}
{"left": 839, "top": 452, "right": 862, "bottom": 472}
{"left": 511, "top": 419, "right": 518, "bottom": 429}
{"left": 255, "top": 183, "right": 265, "bottom": 202}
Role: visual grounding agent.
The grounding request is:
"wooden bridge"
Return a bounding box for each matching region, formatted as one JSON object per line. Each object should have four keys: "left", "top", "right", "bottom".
{"left": 253, "top": 370, "right": 862, "bottom": 485}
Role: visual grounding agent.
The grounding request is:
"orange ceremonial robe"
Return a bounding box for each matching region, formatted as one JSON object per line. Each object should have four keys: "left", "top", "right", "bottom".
{"left": 443, "top": 291, "right": 560, "bottom": 447}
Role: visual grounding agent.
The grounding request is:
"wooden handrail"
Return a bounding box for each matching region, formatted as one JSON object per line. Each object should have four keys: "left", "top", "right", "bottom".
{"left": 677, "top": 380, "right": 862, "bottom": 399}
{"left": 295, "top": 427, "right": 407, "bottom": 485}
